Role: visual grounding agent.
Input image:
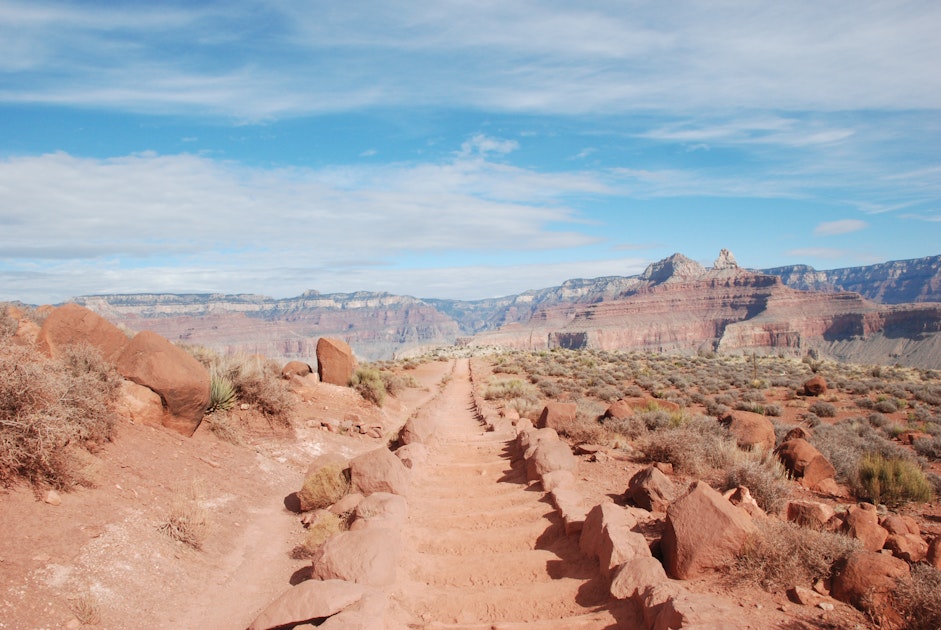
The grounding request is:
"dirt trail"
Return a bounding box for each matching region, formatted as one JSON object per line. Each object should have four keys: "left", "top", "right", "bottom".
{"left": 392, "top": 359, "right": 639, "bottom": 629}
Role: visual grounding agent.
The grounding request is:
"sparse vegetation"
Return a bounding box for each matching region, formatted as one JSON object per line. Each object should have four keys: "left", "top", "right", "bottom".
{"left": 293, "top": 511, "right": 344, "bottom": 558}
{"left": 298, "top": 464, "right": 350, "bottom": 512}
{"left": 207, "top": 367, "right": 237, "bottom": 413}
{"left": 733, "top": 518, "right": 859, "bottom": 592}
{"left": 0, "top": 339, "right": 121, "bottom": 488}
{"left": 157, "top": 480, "right": 210, "bottom": 550}
{"left": 895, "top": 564, "right": 941, "bottom": 630}
{"left": 351, "top": 367, "right": 386, "bottom": 406}
{"left": 723, "top": 448, "right": 792, "bottom": 514}
{"left": 68, "top": 593, "right": 102, "bottom": 626}
{"left": 856, "top": 453, "right": 933, "bottom": 507}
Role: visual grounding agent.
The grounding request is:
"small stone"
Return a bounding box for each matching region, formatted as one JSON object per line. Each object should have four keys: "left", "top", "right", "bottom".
{"left": 818, "top": 602, "right": 834, "bottom": 611}
{"left": 43, "top": 490, "right": 61, "bottom": 506}
{"left": 65, "top": 618, "right": 81, "bottom": 629}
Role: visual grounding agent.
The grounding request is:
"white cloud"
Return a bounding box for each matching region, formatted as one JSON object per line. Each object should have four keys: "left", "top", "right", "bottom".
{"left": 0, "top": 149, "right": 611, "bottom": 303}
{"left": 813, "top": 219, "right": 868, "bottom": 236}
{"left": 1, "top": 2, "right": 939, "bottom": 118}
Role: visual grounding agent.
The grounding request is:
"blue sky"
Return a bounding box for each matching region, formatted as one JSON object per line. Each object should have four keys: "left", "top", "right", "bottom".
{"left": 1, "top": 1, "right": 939, "bottom": 304}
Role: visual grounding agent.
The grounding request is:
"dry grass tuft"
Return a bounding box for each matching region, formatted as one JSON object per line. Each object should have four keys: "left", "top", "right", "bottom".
{"left": 69, "top": 593, "right": 102, "bottom": 626}
{"left": 157, "top": 480, "right": 210, "bottom": 550}
{"left": 895, "top": 564, "right": 941, "bottom": 630}
{"left": 724, "top": 449, "right": 792, "bottom": 514}
{"left": 856, "top": 453, "right": 933, "bottom": 507}
{"left": 293, "top": 511, "right": 344, "bottom": 558}
{"left": 733, "top": 518, "right": 859, "bottom": 592}
{"left": 298, "top": 464, "right": 350, "bottom": 512}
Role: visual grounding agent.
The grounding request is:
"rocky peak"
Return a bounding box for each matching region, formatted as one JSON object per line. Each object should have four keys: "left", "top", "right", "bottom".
{"left": 713, "top": 249, "right": 739, "bottom": 270}
{"left": 639, "top": 253, "right": 706, "bottom": 285}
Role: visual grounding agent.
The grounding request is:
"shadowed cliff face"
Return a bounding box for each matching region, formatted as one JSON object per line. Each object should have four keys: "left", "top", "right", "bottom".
{"left": 72, "top": 252, "right": 941, "bottom": 367}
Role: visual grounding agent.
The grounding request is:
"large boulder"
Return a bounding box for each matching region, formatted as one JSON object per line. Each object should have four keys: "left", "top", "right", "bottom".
{"left": 400, "top": 413, "right": 438, "bottom": 446}
{"left": 282, "top": 360, "right": 313, "bottom": 379}
{"left": 349, "top": 447, "right": 410, "bottom": 496}
{"left": 350, "top": 492, "right": 408, "bottom": 530}
{"left": 536, "top": 402, "right": 578, "bottom": 432}
{"left": 721, "top": 411, "right": 775, "bottom": 451}
{"left": 842, "top": 503, "right": 889, "bottom": 552}
{"left": 774, "top": 438, "right": 836, "bottom": 490}
{"left": 627, "top": 465, "right": 678, "bottom": 513}
{"left": 786, "top": 500, "right": 835, "bottom": 529}
{"left": 316, "top": 337, "right": 356, "bottom": 386}
{"left": 580, "top": 502, "right": 637, "bottom": 560}
{"left": 115, "top": 330, "right": 210, "bottom": 436}
{"left": 310, "top": 528, "right": 400, "bottom": 586}
{"left": 247, "top": 579, "right": 366, "bottom": 630}
{"left": 884, "top": 533, "right": 929, "bottom": 563}
{"left": 36, "top": 303, "right": 128, "bottom": 362}
{"left": 527, "top": 440, "right": 577, "bottom": 481}
{"left": 603, "top": 399, "right": 634, "bottom": 421}
{"left": 117, "top": 380, "right": 165, "bottom": 427}
{"left": 609, "top": 556, "right": 668, "bottom": 600}
{"left": 661, "top": 481, "right": 756, "bottom": 580}
{"left": 831, "top": 550, "right": 909, "bottom": 621}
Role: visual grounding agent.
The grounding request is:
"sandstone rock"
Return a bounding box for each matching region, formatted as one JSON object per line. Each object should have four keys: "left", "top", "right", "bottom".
{"left": 115, "top": 330, "right": 210, "bottom": 436}
{"left": 118, "top": 380, "right": 165, "bottom": 427}
{"left": 282, "top": 360, "right": 313, "bottom": 379}
{"left": 43, "top": 490, "right": 61, "bottom": 506}
{"left": 394, "top": 443, "right": 429, "bottom": 469}
{"left": 317, "top": 590, "right": 388, "bottom": 630}
{"left": 842, "top": 504, "right": 889, "bottom": 552}
{"left": 786, "top": 585, "right": 824, "bottom": 608}
{"left": 527, "top": 440, "right": 577, "bottom": 481}
{"left": 541, "top": 469, "right": 576, "bottom": 493}
{"left": 661, "top": 481, "right": 755, "bottom": 580}
{"left": 721, "top": 410, "right": 775, "bottom": 451}
{"left": 784, "top": 426, "right": 812, "bottom": 441}
{"left": 831, "top": 550, "right": 909, "bottom": 620}
{"left": 351, "top": 492, "right": 408, "bottom": 530}
{"left": 580, "top": 502, "right": 637, "bottom": 560}
{"left": 603, "top": 399, "right": 634, "bottom": 420}
{"left": 600, "top": 528, "right": 651, "bottom": 578}
{"left": 520, "top": 427, "right": 558, "bottom": 458}
{"left": 349, "top": 448, "right": 410, "bottom": 497}
{"left": 802, "top": 376, "right": 828, "bottom": 396}
{"left": 627, "top": 465, "right": 678, "bottom": 513}
{"left": 36, "top": 303, "right": 128, "bottom": 362}
{"left": 774, "top": 438, "right": 836, "bottom": 490}
{"left": 328, "top": 492, "right": 364, "bottom": 516}
{"left": 305, "top": 453, "right": 349, "bottom": 479}
{"left": 310, "top": 528, "right": 400, "bottom": 586}
{"left": 928, "top": 537, "right": 941, "bottom": 569}
{"left": 639, "top": 581, "right": 689, "bottom": 630}
{"left": 724, "top": 486, "right": 765, "bottom": 518}
{"left": 649, "top": 588, "right": 745, "bottom": 630}
{"left": 880, "top": 514, "right": 919, "bottom": 536}
{"left": 786, "top": 500, "right": 835, "bottom": 529}
{"left": 316, "top": 337, "right": 356, "bottom": 386}
{"left": 609, "top": 556, "right": 667, "bottom": 600}
{"left": 884, "top": 533, "right": 929, "bottom": 563}
{"left": 713, "top": 248, "right": 739, "bottom": 270}
{"left": 400, "top": 413, "right": 439, "bottom": 446}
{"left": 550, "top": 486, "right": 589, "bottom": 535}
{"left": 536, "top": 402, "right": 578, "bottom": 433}
{"left": 247, "top": 579, "right": 366, "bottom": 630}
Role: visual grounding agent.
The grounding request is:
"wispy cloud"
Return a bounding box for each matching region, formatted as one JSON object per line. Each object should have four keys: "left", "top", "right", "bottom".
{"left": 1, "top": 2, "right": 939, "bottom": 118}
{"left": 813, "top": 219, "right": 868, "bottom": 236}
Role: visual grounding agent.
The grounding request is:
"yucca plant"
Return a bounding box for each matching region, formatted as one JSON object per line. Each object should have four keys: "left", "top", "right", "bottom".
{"left": 207, "top": 369, "right": 237, "bottom": 413}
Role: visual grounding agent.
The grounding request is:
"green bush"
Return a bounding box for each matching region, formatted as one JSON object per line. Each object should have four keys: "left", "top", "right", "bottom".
{"left": 856, "top": 453, "right": 933, "bottom": 507}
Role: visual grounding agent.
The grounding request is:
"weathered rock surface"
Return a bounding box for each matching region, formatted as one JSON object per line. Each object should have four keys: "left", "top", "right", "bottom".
{"left": 316, "top": 337, "right": 356, "bottom": 386}
{"left": 536, "top": 401, "right": 578, "bottom": 432}
{"left": 774, "top": 438, "right": 836, "bottom": 490}
{"left": 721, "top": 410, "right": 776, "bottom": 451}
{"left": 786, "top": 500, "right": 835, "bottom": 529}
{"left": 115, "top": 330, "right": 211, "bottom": 436}
{"left": 627, "top": 466, "right": 677, "bottom": 513}
{"left": 831, "top": 550, "right": 909, "bottom": 619}
{"left": 37, "top": 303, "right": 128, "bottom": 361}
{"left": 842, "top": 504, "right": 889, "bottom": 552}
{"left": 247, "top": 579, "right": 366, "bottom": 630}
{"left": 661, "top": 481, "right": 755, "bottom": 580}
{"left": 282, "top": 360, "right": 313, "bottom": 379}
{"left": 802, "top": 376, "right": 828, "bottom": 396}
{"left": 609, "top": 556, "right": 668, "bottom": 600}
{"left": 349, "top": 447, "right": 410, "bottom": 496}
{"left": 117, "top": 380, "right": 165, "bottom": 427}
{"left": 351, "top": 492, "right": 408, "bottom": 530}
{"left": 310, "top": 528, "right": 400, "bottom": 586}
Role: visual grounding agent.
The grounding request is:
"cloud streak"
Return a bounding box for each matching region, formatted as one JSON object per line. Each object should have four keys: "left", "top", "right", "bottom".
{"left": 814, "top": 219, "right": 869, "bottom": 236}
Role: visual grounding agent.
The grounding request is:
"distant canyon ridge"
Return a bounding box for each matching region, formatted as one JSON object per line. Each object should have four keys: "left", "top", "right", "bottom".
{"left": 74, "top": 251, "right": 941, "bottom": 368}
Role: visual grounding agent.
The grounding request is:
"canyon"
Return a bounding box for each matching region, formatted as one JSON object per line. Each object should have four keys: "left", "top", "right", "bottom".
{"left": 73, "top": 251, "right": 941, "bottom": 368}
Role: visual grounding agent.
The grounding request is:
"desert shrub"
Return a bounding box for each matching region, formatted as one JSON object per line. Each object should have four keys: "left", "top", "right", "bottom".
{"left": 854, "top": 397, "right": 875, "bottom": 410}
{"left": 735, "top": 401, "right": 765, "bottom": 415}
{"left": 763, "top": 403, "right": 783, "bottom": 417}
{"left": 874, "top": 399, "right": 899, "bottom": 414}
{"left": 557, "top": 403, "right": 606, "bottom": 443}
{"left": 856, "top": 453, "right": 933, "bottom": 507}
{"left": 637, "top": 416, "right": 737, "bottom": 475}
{"left": 350, "top": 367, "right": 385, "bottom": 406}
{"left": 509, "top": 397, "right": 542, "bottom": 420}
{"left": 734, "top": 518, "right": 859, "bottom": 592}
{"left": 294, "top": 511, "right": 344, "bottom": 558}
{"left": 742, "top": 389, "right": 765, "bottom": 403}
{"left": 802, "top": 412, "right": 821, "bottom": 427}
{"left": 808, "top": 401, "right": 837, "bottom": 418}
{"left": 914, "top": 436, "right": 941, "bottom": 460}
{"left": 811, "top": 419, "right": 910, "bottom": 488}
{"left": 207, "top": 368, "right": 237, "bottom": 413}
{"left": 381, "top": 371, "right": 419, "bottom": 397}
{"left": 895, "top": 564, "right": 941, "bottom": 630}
{"left": 157, "top": 480, "right": 209, "bottom": 550}
{"left": 0, "top": 304, "right": 17, "bottom": 337}
{"left": 298, "top": 464, "right": 350, "bottom": 511}
{"left": 587, "top": 384, "right": 622, "bottom": 402}
{"left": 866, "top": 412, "right": 889, "bottom": 428}
{"left": 202, "top": 412, "right": 244, "bottom": 445}
{"left": 484, "top": 378, "right": 539, "bottom": 403}
{"left": 724, "top": 449, "right": 792, "bottom": 514}
{"left": 218, "top": 354, "right": 293, "bottom": 423}
{"left": 0, "top": 341, "right": 121, "bottom": 488}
